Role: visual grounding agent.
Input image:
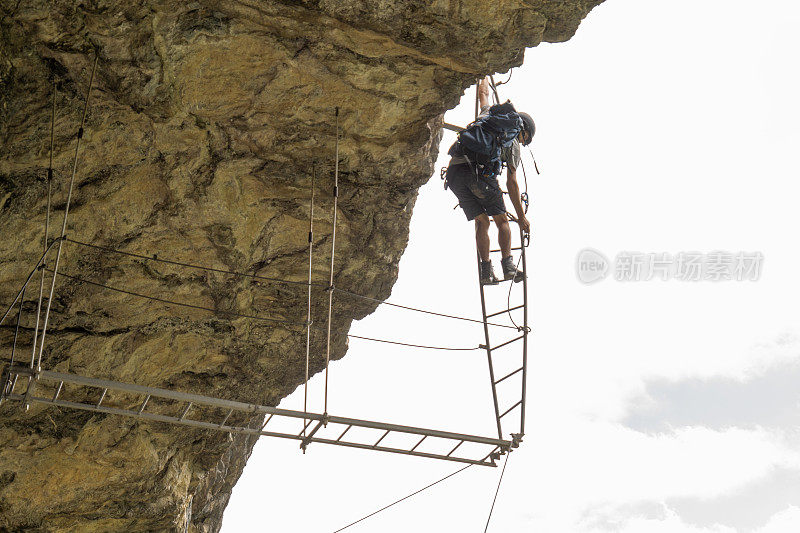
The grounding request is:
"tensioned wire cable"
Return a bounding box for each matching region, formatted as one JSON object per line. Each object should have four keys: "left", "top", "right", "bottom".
{"left": 62, "top": 238, "right": 521, "bottom": 331}
{"left": 332, "top": 463, "right": 475, "bottom": 532}
{"left": 35, "top": 53, "right": 98, "bottom": 372}
{"left": 9, "top": 81, "right": 57, "bottom": 372}
{"left": 331, "top": 448, "right": 513, "bottom": 532}
{"left": 30, "top": 78, "right": 57, "bottom": 369}
{"left": 484, "top": 452, "right": 511, "bottom": 532}
{"left": 324, "top": 106, "right": 341, "bottom": 416}
{"left": 332, "top": 288, "right": 519, "bottom": 330}
{"left": 348, "top": 334, "right": 482, "bottom": 351}
{"left": 0, "top": 238, "right": 63, "bottom": 327}
{"left": 63, "top": 237, "right": 315, "bottom": 287}
{"left": 44, "top": 268, "right": 485, "bottom": 351}
{"left": 45, "top": 268, "right": 297, "bottom": 326}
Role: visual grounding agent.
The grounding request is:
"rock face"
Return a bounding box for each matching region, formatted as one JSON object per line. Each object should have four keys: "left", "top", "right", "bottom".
{"left": 0, "top": 1, "right": 602, "bottom": 531}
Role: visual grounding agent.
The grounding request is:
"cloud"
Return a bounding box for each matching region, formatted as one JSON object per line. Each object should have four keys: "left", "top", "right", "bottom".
{"left": 624, "top": 334, "right": 800, "bottom": 433}
{"left": 667, "top": 468, "right": 800, "bottom": 531}
{"left": 580, "top": 486, "right": 800, "bottom": 533}
{"left": 605, "top": 335, "right": 800, "bottom": 532}
{"left": 754, "top": 506, "right": 800, "bottom": 533}
{"left": 580, "top": 501, "right": 735, "bottom": 533}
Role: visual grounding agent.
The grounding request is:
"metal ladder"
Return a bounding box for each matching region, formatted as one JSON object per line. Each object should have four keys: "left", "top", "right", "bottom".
{"left": 1, "top": 364, "right": 511, "bottom": 467}
{"left": 477, "top": 224, "right": 529, "bottom": 448}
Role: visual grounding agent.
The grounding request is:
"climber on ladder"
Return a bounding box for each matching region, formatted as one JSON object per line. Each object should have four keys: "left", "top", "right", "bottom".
{"left": 444, "top": 77, "right": 535, "bottom": 285}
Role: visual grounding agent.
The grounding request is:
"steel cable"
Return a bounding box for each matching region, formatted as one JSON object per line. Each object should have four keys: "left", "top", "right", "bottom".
{"left": 483, "top": 452, "right": 511, "bottom": 532}
{"left": 43, "top": 269, "right": 485, "bottom": 352}
{"left": 303, "top": 164, "right": 316, "bottom": 437}
{"left": 45, "top": 268, "right": 297, "bottom": 326}
{"left": 9, "top": 285, "right": 27, "bottom": 369}
{"left": 324, "top": 106, "right": 340, "bottom": 416}
{"left": 36, "top": 53, "right": 98, "bottom": 372}
{"left": 62, "top": 239, "right": 520, "bottom": 331}
{"left": 332, "top": 463, "right": 474, "bottom": 532}
{"left": 31, "top": 79, "right": 57, "bottom": 368}
{"left": 38, "top": 268, "right": 491, "bottom": 352}
{"left": 64, "top": 238, "right": 317, "bottom": 288}
{"left": 0, "top": 238, "right": 63, "bottom": 327}
{"left": 333, "top": 289, "right": 519, "bottom": 331}
{"left": 347, "top": 334, "right": 482, "bottom": 352}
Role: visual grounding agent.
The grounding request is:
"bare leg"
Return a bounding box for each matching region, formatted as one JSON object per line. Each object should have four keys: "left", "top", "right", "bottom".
{"left": 475, "top": 214, "right": 491, "bottom": 262}
{"left": 494, "top": 213, "right": 511, "bottom": 259}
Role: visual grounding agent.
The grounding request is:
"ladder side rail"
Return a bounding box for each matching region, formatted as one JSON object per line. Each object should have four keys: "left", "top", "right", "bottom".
{"left": 477, "top": 252, "right": 503, "bottom": 440}
{"left": 32, "top": 369, "right": 511, "bottom": 447}
{"left": 8, "top": 391, "right": 317, "bottom": 442}
{"left": 306, "top": 436, "right": 496, "bottom": 467}
{"left": 38, "top": 370, "right": 317, "bottom": 420}
{"left": 520, "top": 225, "right": 529, "bottom": 436}
{"left": 7, "top": 389, "right": 504, "bottom": 467}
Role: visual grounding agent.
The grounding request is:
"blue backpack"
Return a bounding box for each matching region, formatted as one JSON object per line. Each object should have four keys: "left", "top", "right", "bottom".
{"left": 449, "top": 101, "right": 523, "bottom": 181}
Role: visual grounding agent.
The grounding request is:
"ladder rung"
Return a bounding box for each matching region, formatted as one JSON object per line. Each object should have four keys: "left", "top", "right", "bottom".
{"left": 499, "top": 400, "right": 523, "bottom": 419}
{"left": 494, "top": 366, "right": 523, "bottom": 386}
{"left": 96, "top": 388, "right": 108, "bottom": 408}
{"left": 137, "top": 395, "right": 150, "bottom": 415}
{"left": 372, "top": 430, "right": 391, "bottom": 448}
{"left": 410, "top": 435, "right": 427, "bottom": 451}
{"left": 220, "top": 408, "right": 234, "bottom": 427}
{"left": 490, "top": 246, "right": 523, "bottom": 253}
{"left": 300, "top": 420, "right": 325, "bottom": 448}
{"left": 488, "top": 334, "right": 524, "bottom": 352}
{"left": 298, "top": 419, "right": 314, "bottom": 436}
{"left": 446, "top": 440, "right": 464, "bottom": 457}
{"left": 52, "top": 381, "right": 64, "bottom": 401}
{"left": 179, "top": 402, "right": 193, "bottom": 421}
{"left": 336, "top": 424, "right": 352, "bottom": 442}
{"left": 260, "top": 414, "right": 274, "bottom": 430}
{"left": 480, "top": 446, "right": 503, "bottom": 464}
{"left": 486, "top": 304, "right": 524, "bottom": 319}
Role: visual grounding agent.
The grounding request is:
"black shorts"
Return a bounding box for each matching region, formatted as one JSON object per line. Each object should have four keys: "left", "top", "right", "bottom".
{"left": 446, "top": 163, "right": 506, "bottom": 221}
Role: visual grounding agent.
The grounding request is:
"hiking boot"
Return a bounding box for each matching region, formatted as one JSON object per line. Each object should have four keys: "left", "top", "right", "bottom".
{"left": 480, "top": 260, "right": 500, "bottom": 286}
{"left": 501, "top": 256, "right": 525, "bottom": 283}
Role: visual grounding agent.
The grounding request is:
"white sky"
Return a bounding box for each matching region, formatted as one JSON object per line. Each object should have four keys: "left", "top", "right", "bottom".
{"left": 222, "top": 1, "right": 800, "bottom": 531}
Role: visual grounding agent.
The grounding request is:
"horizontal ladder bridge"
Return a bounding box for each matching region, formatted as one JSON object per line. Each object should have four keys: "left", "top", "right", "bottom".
{"left": 1, "top": 366, "right": 513, "bottom": 467}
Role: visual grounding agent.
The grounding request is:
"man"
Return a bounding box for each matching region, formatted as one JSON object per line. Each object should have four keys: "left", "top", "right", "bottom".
{"left": 445, "top": 77, "right": 534, "bottom": 285}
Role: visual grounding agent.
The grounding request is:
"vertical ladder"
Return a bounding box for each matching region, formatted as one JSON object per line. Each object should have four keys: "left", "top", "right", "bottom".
{"left": 477, "top": 224, "right": 529, "bottom": 447}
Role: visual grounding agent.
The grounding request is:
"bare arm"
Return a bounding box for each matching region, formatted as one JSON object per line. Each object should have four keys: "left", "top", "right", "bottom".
{"left": 478, "top": 77, "right": 490, "bottom": 110}
{"left": 506, "top": 166, "right": 530, "bottom": 233}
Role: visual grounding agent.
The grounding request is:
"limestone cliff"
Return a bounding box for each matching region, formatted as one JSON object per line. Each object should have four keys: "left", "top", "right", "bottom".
{"left": 0, "top": 1, "right": 602, "bottom": 531}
